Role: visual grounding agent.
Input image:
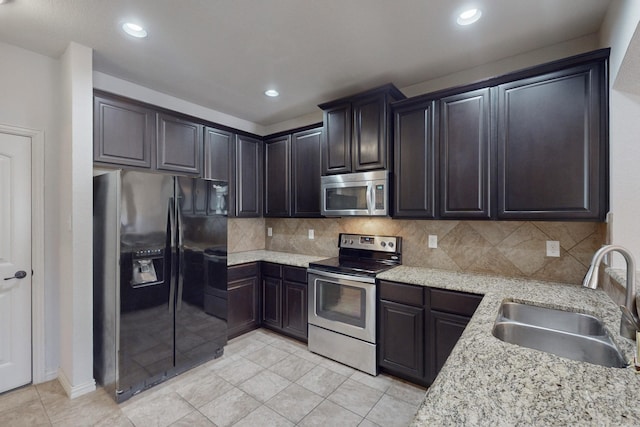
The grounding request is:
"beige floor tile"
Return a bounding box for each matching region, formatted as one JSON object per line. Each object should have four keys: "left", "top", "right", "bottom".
{"left": 349, "top": 371, "right": 394, "bottom": 393}
{"left": 169, "top": 410, "right": 216, "bottom": 426}
{"left": 232, "top": 405, "right": 293, "bottom": 427}
{"left": 293, "top": 349, "right": 327, "bottom": 365}
{"left": 268, "top": 353, "right": 317, "bottom": 382}
{"left": 198, "top": 388, "right": 260, "bottom": 427}
{"left": 238, "top": 370, "right": 290, "bottom": 402}
{"left": 121, "top": 391, "right": 193, "bottom": 427}
{"left": 44, "top": 388, "right": 120, "bottom": 426}
{"left": 225, "top": 337, "right": 268, "bottom": 357}
{"left": 366, "top": 394, "right": 418, "bottom": 427}
{"left": 265, "top": 384, "right": 323, "bottom": 424}
{"left": 244, "top": 345, "right": 290, "bottom": 369}
{"left": 0, "top": 398, "right": 50, "bottom": 427}
{"left": 358, "top": 419, "right": 381, "bottom": 427}
{"left": 215, "top": 358, "right": 263, "bottom": 386}
{"left": 0, "top": 385, "right": 40, "bottom": 413}
{"left": 35, "top": 380, "right": 68, "bottom": 406}
{"left": 92, "top": 412, "right": 135, "bottom": 427}
{"left": 327, "top": 378, "right": 384, "bottom": 417}
{"left": 298, "top": 399, "right": 362, "bottom": 427}
{"left": 174, "top": 372, "right": 234, "bottom": 408}
{"left": 271, "top": 337, "right": 307, "bottom": 354}
{"left": 319, "top": 357, "right": 357, "bottom": 377}
{"left": 296, "top": 366, "right": 348, "bottom": 397}
{"left": 385, "top": 379, "right": 427, "bottom": 406}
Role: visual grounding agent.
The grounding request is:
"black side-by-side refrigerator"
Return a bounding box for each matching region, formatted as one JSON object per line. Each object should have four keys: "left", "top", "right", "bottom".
{"left": 93, "top": 170, "right": 228, "bottom": 402}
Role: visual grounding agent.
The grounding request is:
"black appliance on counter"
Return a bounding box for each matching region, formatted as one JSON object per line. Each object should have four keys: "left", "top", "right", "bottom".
{"left": 93, "top": 170, "right": 227, "bottom": 402}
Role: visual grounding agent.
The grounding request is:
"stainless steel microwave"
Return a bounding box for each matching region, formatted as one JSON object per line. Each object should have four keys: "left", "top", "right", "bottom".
{"left": 321, "top": 170, "right": 389, "bottom": 216}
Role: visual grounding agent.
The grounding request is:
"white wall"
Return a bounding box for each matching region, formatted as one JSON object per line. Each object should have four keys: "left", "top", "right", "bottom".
{"left": 93, "top": 72, "right": 264, "bottom": 136}
{"left": 58, "top": 42, "right": 96, "bottom": 398}
{"left": 599, "top": 0, "right": 640, "bottom": 269}
{"left": 0, "top": 41, "right": 61, "bottom": 380}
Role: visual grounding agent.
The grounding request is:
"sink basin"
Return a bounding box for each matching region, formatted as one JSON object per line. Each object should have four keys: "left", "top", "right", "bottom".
{"left": 492, "top": 301, "right": 628, "bottom": 368}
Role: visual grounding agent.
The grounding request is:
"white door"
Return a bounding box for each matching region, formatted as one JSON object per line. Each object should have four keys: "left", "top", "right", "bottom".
{"left": 0, "top": 132, "right": 32, "bottom": 393}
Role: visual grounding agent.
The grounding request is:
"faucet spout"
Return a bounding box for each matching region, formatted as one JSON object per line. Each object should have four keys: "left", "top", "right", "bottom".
{"left": 583, "top": 245, "right": 637, "bottom": 339}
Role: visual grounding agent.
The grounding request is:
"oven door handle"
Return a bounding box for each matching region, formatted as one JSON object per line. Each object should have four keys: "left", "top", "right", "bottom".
{"left": 307, "top": 268, "right": 376, "bottom": 284}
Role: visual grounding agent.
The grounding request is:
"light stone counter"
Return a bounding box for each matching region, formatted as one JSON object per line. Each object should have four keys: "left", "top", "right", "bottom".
{"left": 228, "top": 250, "right": 326, "bottom": 268}
{"left": 375, "top": 266, "right": 640, "bottom": 426}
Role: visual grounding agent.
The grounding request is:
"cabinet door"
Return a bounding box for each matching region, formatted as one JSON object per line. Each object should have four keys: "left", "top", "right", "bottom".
{"left": 203, "top": 127, "right": 232, "bottom": 182}
{"left": 228, "top": 276, "right": 259, "bottom": 339}
{"left": 379, "top": 300, "right": 426, "bottom": 382}
{"left": 156, "top": 113, "right": 203, "bottom": 175}
{"left": 497, "top": 61, "right": 606, "bottom": 220}
{"left": 193, "top": 178, "right": 208, "bottom": 216}
{"left": 262, "top": 277, "right": 282, "bottom": 329}
{"left": 264, "top": 135, "right": 291, "bottom": 217}
{"left": 94, "top": 94, "right": 154, "bottom": 168}
{"left": 291, "top": 127, "right": 322, "bottom": 217}
{"left": 430, "top": 310, "right": 469, "bottom": 382}
{"left": 353, "top": 93, "right": 387, "bottom": 171}
{"left": 393, "top": 101, "right": 436, "bottom": 218}
{"left": 282, "top": 281, "right": 308, "bottom": 340}
{"left": 440, "top": 88, "right": 492, "bottom": 218}
{"left": 233, "top": 135, "right": 263, "bottom": 217}
{"left": 322, "top": 103, "right": 352, "bottom": 174}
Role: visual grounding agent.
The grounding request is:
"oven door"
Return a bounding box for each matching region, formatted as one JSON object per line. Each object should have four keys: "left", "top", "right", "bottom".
{"left": 307, "top": 269, "right": 376, "bottom": 343}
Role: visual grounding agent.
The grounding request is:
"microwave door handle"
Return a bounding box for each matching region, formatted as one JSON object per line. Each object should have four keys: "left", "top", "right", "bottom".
{"left": 366, "top": 183, "right": 374, "bottom": 215}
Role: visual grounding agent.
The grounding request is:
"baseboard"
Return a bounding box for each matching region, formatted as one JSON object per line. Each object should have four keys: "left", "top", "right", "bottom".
{"left": 57, "top": 368, "right": 96, "bottom": 399}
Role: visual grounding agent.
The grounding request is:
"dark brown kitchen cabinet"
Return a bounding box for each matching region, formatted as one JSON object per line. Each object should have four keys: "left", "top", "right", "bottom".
{"left": 291, "top": 127, "right": 323, "bottom": 217}
{"left": 439, "top": 88, "right": 492, "bottom": 219}
{"left": 497, "top": 60, "right": 607, "bottom": 220}
{"left": 319, "top": 84, "right": 405, "bottom": 175}
{"left": 156, "top": 113, "right": 203, "bottom": 175}
{"left": 264, "top": 135, "right": 291, "bottom": 217}
{"left": 231, "top": 135, "right": 263, "bottom": 217}
{"left": 261, "top": 263, "right": 308, "bottom": 341}
{"left": 393, "top": 99, "right": 437, "bottom": 218}
{"left": 203, "top": 126, "right": 233, "bottom": 182}
{"left": 378, "top": 280, "right": 428, "bottom": 385}
{"left": 94, "top": 93, "right": 155, "bottom": 168}
{"left": 227, "top": 263, "right": 260, "bottom": 339}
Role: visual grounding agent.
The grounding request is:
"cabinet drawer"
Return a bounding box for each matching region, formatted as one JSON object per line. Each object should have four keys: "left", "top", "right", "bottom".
{"left": 283, "top": 266, "right": 307, "bottom": 284}
{"left": 430, "top": 289, "right": 482, "bottom": 316}
{"left": 228, "top": 262, "right": 258, "bottom": 282}
{"left": 378, "top": 281, "right": 424, "bottom": 307}
{"left": 262, "top": 262, "right": 283, "bottom": 278}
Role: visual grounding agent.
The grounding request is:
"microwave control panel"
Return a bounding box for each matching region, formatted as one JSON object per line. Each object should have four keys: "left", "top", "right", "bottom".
{"left": 374, "top": 184, "right": 385, "bottom": 210}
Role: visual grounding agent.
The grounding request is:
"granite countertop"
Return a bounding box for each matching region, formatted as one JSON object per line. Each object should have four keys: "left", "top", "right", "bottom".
{"left": 228, "top": 251, "right": 640, "bottom": 425}
{"left": 377, "top": 266, "right": 640, "bottom": 426}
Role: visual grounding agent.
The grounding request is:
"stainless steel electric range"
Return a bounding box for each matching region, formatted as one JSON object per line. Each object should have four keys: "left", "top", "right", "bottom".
{"left": 307, "top": 233, "right": 402, "bottom": 375}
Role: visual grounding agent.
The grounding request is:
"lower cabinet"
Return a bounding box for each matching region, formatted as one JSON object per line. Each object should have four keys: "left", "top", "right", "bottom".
{"left": 227, "top": 262, "right": 260, "bottom": 339}
{"left": 262, "top": 263, "right": 308, "bottom": 341}
{"left": 378, "top": 280, "right": 482, "bottom": 386}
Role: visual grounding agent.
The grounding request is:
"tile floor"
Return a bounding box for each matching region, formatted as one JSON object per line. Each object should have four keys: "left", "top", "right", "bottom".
{"left": 0, "top": 329, "right": 426, "bottom": 427}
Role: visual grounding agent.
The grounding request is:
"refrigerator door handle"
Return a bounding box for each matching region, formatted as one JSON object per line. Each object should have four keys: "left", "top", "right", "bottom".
{"left": 176, "top": 197, "right": 184, "bottom": 312}
{"left": 168, "top": 197, "right": 176, "bottom": 314}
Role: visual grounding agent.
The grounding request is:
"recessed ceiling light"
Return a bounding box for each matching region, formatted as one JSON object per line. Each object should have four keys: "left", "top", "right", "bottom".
{"left": 122, "top": 22, "right": 148, "bottom": 38}
{"left": 265, "top": 89, "right": 279, "bottom": 97}
{"left": 457, "top": 8, "right": 482, "bottom": 26}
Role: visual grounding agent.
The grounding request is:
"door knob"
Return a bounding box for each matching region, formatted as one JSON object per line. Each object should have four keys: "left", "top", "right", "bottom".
{"left": 4, "top": 270, "right": 27, "bottom": 280}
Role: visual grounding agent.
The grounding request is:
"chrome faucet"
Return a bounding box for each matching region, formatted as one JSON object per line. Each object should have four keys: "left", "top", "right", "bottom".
{"left": 583, "top": 245, "right": 638, "bottom": 339}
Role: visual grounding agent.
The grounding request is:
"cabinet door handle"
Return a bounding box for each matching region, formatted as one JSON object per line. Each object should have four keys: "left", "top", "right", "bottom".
{"left": 4, "top": 270, "right": 27, "bottom": 280}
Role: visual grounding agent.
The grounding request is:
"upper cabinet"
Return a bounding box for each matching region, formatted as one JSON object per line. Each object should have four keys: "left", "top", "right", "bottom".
{"left": 392, "top": 48, "right": 608, "bottom": 221}
{"left": 203, "top": 126, "right": 233, "bottom": 182}
{"left": 94, "top": 93, "right": 155, "bottom": 169}
{"left": 263, "top": 126, "right": 323, "bottom": 218}
{"left": 231, "top": 135, "right": 263, "bottom": 218}
{"left": 497, "top": 60, "right": 607, "bottom": 220}
{"left": 156, "top": 113, "right": 203, "bottom": 175}
{"left": 319, "top": 84, "right": 405, "bottom": 175}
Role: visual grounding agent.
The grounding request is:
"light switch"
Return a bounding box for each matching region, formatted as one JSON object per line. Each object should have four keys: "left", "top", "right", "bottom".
{"left": 546, "top": 240, "right": 560, "bottom": 257}
{"left": 308, "top": 229, "right": 314, "bottom": 240}
{"left": 428, "top": 235, "right": 438, "bottom": 249}
{"left": 267, "top": 227, "right": 273, "bottom": 237}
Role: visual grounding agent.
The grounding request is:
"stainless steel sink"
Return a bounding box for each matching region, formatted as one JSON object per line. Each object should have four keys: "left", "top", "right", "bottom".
{"left": 492, "top": 301, "right": 628, "bottom": 368}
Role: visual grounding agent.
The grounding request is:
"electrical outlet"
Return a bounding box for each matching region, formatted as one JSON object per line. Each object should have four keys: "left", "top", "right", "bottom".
{"left": 308, "top": 229, "right": 314, "bottom": 240}
{"left": 267, "top": 227, "right": 273, "bottom": 237}
{"left": 428, "top": 234, "right": 438, "bottom": 249}
{"left": 546, "top": 240, "right": 560, "bottom": 257}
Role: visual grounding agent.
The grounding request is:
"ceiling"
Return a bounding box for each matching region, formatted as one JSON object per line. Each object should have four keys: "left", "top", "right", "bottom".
{"left": 0, "top": 0, "right": 612, "bottom": 126}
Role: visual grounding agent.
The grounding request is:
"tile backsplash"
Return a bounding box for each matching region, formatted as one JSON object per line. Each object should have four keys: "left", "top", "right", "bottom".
{"left": 255, "top": 218, "right": 606, "bottom": 285}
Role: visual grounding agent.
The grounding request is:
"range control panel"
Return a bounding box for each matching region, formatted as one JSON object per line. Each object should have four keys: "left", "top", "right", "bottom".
{"left": 339, "top": 233, "right": 401, "bottom": 253}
